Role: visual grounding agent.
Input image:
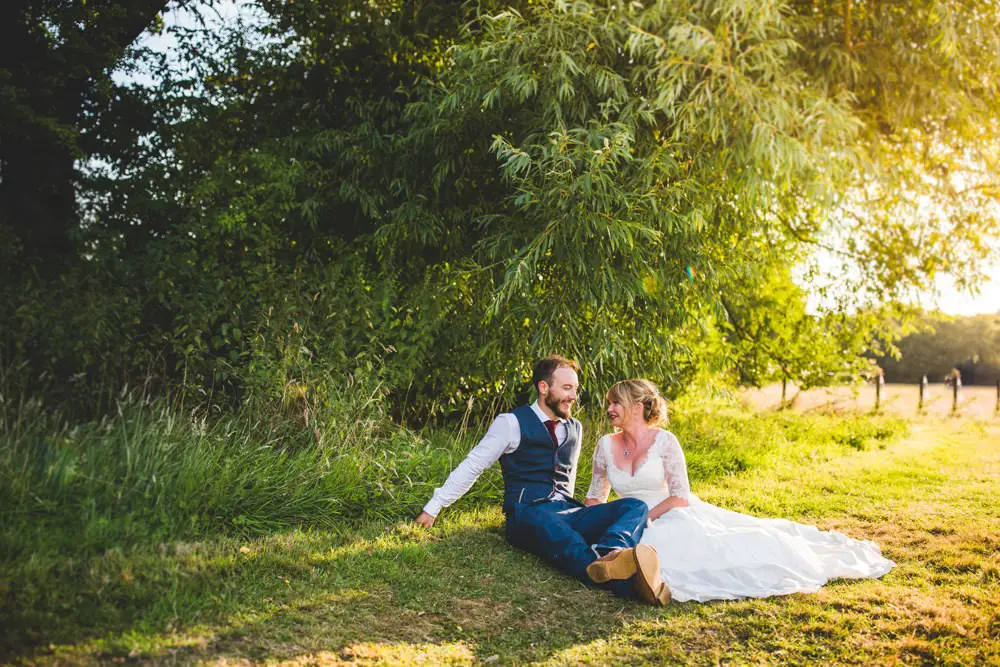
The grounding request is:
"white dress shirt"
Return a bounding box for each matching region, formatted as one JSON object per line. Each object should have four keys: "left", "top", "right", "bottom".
{"left": 422, "top": 401, "right": 577, "bottom": 517}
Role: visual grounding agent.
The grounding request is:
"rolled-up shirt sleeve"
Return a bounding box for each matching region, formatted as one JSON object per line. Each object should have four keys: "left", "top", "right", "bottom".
{"left": 422, "top": 413, "right": 520, "bottom": 517}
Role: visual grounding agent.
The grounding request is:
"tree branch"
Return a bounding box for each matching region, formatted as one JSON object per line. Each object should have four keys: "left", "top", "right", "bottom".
{"left": 77, "top": 0, "right": 177, "bottom": 76}
{"left": 772, "top": 210, "right": 866, "bottom": 262}
{"left": 844, "top": 0, "right": 853, "bottom": 50}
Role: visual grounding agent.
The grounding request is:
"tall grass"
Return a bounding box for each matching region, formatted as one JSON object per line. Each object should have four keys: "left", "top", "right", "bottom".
{"left": 668, "top": 395, "right": 906, "bottom": 481}
{"left": 0, "top": 387, "right": 907, "bottom": 564}
{"left": 0, "top": 394, "right": 486, "bottom": 563}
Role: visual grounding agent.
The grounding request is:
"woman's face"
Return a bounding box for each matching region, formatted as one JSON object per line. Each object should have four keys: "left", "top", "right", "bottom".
{"left": 606, "top": 398, "right": 626, "bottom": 427}
{"left": 607, "top": 398, "right": 641, "bottom": 427}
{"left": 607, "top": 398, "right": 646, "bottom": 428}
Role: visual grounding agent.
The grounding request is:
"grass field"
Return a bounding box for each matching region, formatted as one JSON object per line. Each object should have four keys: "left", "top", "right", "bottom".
{"left": 3, "top": 414, "right": 997, "bottom": 665}
{"left": 742, "top": 382, "right": 1000, "bottom": 420}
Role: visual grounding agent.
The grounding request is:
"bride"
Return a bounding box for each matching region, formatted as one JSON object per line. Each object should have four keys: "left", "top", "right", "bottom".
{"left": 585, "top": 379, "right": 894, "bottom": 603}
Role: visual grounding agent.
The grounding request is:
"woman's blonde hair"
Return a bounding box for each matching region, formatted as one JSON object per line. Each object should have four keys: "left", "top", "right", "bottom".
{"left": 606, "top": 379, "right": 668, "bottom": 425}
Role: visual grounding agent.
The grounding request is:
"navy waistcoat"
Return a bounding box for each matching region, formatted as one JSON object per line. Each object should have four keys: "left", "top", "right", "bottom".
{"left": 500, "top": 404, "right": 582, "bottom": 513}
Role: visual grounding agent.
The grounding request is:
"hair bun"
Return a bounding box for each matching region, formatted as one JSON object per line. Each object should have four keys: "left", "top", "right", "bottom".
{"left": 643, "top": 393, "right": 667, "bottom": 425}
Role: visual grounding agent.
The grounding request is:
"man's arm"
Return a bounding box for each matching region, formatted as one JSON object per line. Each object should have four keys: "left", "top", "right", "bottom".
{"left": 414, "top": 413, "right": 518, "bottom": 527}
{"left": 566, "top": 420, "right": 583, "bottom": 498}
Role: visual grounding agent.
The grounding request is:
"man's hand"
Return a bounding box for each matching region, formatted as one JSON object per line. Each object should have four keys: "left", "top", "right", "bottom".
{"left": 414, "top": 511, "right": 436, "bottom": 528}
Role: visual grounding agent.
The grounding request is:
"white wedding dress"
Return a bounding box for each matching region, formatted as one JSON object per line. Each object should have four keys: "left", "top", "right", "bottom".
{"left": 586, "top": 430, "right": 894, "bottom": 602}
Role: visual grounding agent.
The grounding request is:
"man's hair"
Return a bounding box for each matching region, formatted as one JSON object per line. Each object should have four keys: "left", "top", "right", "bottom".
{"left": 532, "top": 354, "right": 580, "bottom": 391}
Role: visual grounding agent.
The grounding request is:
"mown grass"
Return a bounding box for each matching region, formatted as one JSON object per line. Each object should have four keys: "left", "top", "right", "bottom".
{"left": 0, "top": 391, "right": 926, "bottom": 664}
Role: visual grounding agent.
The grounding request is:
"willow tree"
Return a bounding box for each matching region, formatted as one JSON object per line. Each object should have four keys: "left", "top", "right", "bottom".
{"left": 8, "top": 0, "right": 997, "bottom": 416}
{"left": 358, "top": 0, "right": 880, "bottom": 395}
{"left": 788, "top": 0, "right": 1000, "bottom": 299}
{"left": 382, "top": 0, "right": 998, "bottom": 396}
{"left": 139, "top": 0, "right": 1000, "bottom": 409}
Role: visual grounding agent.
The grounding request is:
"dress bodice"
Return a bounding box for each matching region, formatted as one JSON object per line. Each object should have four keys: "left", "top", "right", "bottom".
{"left": 586, "top": 430, "right": 691, "bottom": 509}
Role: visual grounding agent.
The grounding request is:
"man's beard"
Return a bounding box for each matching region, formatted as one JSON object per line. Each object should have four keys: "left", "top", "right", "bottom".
{"left": 545, "top": 394, "right": 571, "bottom": 419}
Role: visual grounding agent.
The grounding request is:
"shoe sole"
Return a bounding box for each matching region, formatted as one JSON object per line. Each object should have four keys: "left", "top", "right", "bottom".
{"left": 634, "top": 544, "right": 671, "bottom": 605}
{"left": 586, "top": 548, "right": 637, "bottom": 584}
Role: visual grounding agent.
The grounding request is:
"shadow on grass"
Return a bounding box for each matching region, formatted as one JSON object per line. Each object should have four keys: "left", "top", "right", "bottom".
{"left": 8, "top": 422, "right": 1000, "bottom": 665}
{"left": 3, "top": 509, "right": 666, "bottom": 665}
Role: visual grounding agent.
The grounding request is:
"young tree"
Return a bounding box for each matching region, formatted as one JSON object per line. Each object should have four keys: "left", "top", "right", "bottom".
{"left": 722, "top": 266, "right": 890, "bottom": 404}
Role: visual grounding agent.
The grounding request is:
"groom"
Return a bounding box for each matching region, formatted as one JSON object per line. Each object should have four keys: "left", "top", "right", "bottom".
{"left": 414, "top": 354, "right": 670, "bottom": 604}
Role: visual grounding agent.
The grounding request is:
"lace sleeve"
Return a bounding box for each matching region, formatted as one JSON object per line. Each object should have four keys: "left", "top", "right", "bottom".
{"left": 661, "top": 431, "right": 691, "bottom": 499}
{"left": 585, "top": 436, "right": 612, "bottom": 502}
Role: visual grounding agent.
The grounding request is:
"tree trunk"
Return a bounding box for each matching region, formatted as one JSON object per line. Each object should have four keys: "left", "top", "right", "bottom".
{"left": 0, "top": 138, "right": 78, "bottom": 266}
{"left": 1, "top": 1, "right": 74, "bottom": 268}
{"left": 0, "top": 0, "right": 173, "bottom": 271}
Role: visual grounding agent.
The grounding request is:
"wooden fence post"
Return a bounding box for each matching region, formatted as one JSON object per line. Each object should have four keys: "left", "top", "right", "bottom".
{"left": 875, "top": 374, "right": 882, "bottom": 411}
{"left": 995, "top": 379, "right": 999, "bottom": 414}
{"left": 919, "top": 375, "right": 927, "bottom": 412}
{"left": 952, "top": 374, "right": 960, "bottom": 414}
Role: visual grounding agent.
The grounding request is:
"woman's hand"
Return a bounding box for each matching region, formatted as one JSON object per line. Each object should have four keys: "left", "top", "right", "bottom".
{"left": 584, "top": 498, "right": 603, "bottom": 507}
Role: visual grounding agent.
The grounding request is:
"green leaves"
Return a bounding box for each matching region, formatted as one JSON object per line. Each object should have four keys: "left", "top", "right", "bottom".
{"left": 396, "top": 1, "right": 860, "bottom": 392}
{"left": 4, "top": 0, "right": 998, "bottom": 419}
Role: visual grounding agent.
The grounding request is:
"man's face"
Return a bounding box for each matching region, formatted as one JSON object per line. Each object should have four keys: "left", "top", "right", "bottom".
{"left": 541, "top": 366, "right": 579, "bottom": 420}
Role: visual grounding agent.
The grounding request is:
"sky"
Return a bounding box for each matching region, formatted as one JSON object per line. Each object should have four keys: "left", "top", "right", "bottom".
{"left": 926, "top": 263, "right": 999, "bottom": 316}
{"left": 803, "top": 245, "right": 1000, "bottom": 317}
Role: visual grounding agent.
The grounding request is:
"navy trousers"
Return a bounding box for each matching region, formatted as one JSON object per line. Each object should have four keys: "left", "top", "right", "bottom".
{"left": 504, "top": 497, "right": 649, "bottom": 598}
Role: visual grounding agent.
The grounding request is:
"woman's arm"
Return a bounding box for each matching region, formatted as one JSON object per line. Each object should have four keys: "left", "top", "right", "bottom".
{"left": 647, "top": 431, "right": 692, "bottom": 521}
{"left": 661, "top": 431, "right": 691, "bottom": 498}
{"left": 584, "top": 436, "right": 611, "bottom": 504}
{"left": 647, "top": 495, "right": 689, "bottom": 521}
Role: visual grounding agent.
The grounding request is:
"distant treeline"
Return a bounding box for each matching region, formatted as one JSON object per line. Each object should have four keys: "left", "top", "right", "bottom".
{"left": 880, "top": 313, "right": 1000, "bottom": 385}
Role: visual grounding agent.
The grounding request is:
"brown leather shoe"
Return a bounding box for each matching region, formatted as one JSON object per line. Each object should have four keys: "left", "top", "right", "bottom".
{"left": 633, "top": 544, "right": 671, "bottom": 605}
{"left": 586, "top": 547, "right": 637, "bottom": 584}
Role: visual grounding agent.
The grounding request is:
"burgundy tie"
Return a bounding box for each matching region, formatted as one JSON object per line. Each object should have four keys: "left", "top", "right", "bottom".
{"left": 544, "top": 419, "right": 559, "bottom": 446}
